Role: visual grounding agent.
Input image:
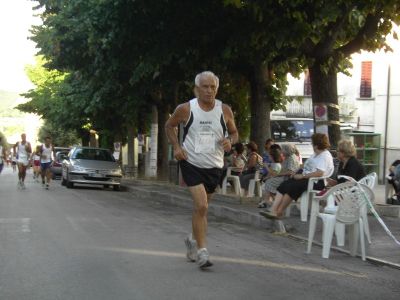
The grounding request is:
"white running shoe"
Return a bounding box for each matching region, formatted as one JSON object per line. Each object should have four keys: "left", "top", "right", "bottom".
{"left": 184, "top": 234, "right": 197, "bottom": 262}
{"left": 21, "top": 182, "right": 26, "bottom": 189}
{"left": 197, "top": 248, "right": 213, "bottom": 269}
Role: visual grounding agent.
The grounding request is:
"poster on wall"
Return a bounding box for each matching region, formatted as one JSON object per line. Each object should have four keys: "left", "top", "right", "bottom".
{"left": 113, "top": 142, "right": 121, "bottom": 160}
{"left": 314, "top": 104, "right": 328, "bottom": 135}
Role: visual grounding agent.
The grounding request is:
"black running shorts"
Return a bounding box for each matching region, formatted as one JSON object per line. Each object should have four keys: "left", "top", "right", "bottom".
{"left": 179, "top": 160, "right": 222, "bottom": 194}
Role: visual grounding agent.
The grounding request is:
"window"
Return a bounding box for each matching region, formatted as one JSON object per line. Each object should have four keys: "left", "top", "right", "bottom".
{"left": 271, "top": 120, "right": 314, "bottom": 141}
{"left": 360, "top": 61, "right": 372, "bottom": 98}
{"left": 304, "top": 69, "right": 312, "bottom": 96}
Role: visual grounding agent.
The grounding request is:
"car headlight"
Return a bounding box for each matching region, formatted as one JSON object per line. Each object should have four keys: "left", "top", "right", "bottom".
{"left": 111, "top": 168, "right": 122, "bottom": 175}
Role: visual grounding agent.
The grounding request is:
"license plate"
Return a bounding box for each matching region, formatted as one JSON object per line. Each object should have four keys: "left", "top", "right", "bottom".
{"left": 89, "top": 173, "right": 104, "bottom": 178}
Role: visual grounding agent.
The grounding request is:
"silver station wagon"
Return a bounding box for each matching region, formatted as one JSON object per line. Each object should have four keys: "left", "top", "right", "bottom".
{"left": 61, "top": 146, "right": 122, "bottom": 191}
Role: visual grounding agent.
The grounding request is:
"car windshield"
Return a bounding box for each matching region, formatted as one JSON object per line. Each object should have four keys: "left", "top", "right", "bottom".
{"left": 271, "top": 120, "right": 314, "bottom": 141}
{"left": 72, "top": 148, "right": 115, "bottom": 162}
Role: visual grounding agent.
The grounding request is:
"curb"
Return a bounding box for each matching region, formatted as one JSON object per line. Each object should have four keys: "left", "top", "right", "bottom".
{"left": 287, "top": 234, "right": 400, "bottom": 270}
{"left": 124, "top": 183, "right": 400, "bottom": 270}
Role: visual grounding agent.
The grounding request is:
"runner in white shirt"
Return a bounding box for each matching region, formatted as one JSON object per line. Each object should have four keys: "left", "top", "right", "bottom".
{"left": 165, "top": 71, "right": 238, "bottom": 269}
{"left": 13, "top": 133, "right": 32, "bottom": 189}
{"left": 40, "top": 137, "right": 55, "bottom": 190}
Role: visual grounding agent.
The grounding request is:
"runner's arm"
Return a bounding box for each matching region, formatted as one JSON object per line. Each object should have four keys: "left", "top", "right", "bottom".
{"left": 221, "top": 104, "right": 239, "bottom": 152}
{"left": 165, "top": 103, "right": 190, "bottom": 160}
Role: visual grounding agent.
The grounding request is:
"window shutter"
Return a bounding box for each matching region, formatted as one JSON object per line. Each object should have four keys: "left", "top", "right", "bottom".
{"left": 360, "top": 61, "right": 372, "bottom": 98}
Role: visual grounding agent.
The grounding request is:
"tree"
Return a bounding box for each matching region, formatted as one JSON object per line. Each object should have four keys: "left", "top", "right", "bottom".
{"left": 37, "top": 120, "right": 80, "bottom": 146}
{"left": 282, "top": 0, "right": 400, "bottom": 147}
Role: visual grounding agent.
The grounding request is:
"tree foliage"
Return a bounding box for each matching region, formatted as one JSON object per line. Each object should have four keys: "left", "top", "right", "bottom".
{"left": 23, "top": 0, "right": 400, "bottom": 156}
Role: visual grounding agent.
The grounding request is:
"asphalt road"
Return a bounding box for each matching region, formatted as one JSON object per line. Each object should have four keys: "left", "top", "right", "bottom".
{"left": 0, "top": 166, "right": 399, "bottom": 300}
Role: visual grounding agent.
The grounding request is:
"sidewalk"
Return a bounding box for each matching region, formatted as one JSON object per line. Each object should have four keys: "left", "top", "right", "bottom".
{"left": 122, "top": 178, "right": 400, "bottom": 268}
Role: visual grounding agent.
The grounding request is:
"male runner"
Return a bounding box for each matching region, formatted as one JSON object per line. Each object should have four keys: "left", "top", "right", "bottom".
{"left": 165, "top": 71, "right": 238, "bottom": 269}
{"left": 13, "top": 133, "right": 32, "bottom": 189}
{"left": 40, "top": 137, "right": 54, "bottom": 189}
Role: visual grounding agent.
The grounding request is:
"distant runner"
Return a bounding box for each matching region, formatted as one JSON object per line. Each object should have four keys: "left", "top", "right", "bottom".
{"left": 13, "top": 133, "right": 32, "bottom": 189}
{"left": 165, "top": 71, "right": 238, "bottom": 269}
{"left": 40, "top": 137, "right": 54, "bottom": 190}
{"left": 0, "top": 136, "right": 6, "bottom": 174}
{"left": 32, "top": 145, "right": 42, "bottom": 182}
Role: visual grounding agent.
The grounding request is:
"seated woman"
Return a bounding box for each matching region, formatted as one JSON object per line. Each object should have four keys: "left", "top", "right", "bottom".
{"left": 261, "top": 133, "right": 334, "bottom": 219}
{"left": 231, "top": 143, "right": 246, "bottom": 175}
{"left": 239, "top": 141, "right": 263, "bottom": 193}
{"left": 387, "top": 159, "right": 400, "bottom": 201}
{"left": 326, "top": 139, "right": 366, "bottom": 187}
{"left": 258, "top": 144, "right": 300, "bottom": 208}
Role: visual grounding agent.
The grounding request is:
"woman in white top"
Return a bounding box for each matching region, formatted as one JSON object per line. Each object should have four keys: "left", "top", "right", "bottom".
{"left": 261, "top": 133, "right": 334, "bottom": 219}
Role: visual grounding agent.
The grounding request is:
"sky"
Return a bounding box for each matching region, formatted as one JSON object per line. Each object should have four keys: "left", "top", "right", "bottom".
{"left": 0, "top": 0, "right": 41, "bottom": 92}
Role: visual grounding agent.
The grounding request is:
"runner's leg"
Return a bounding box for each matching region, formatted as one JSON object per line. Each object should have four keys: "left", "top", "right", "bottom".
{"left": 46, "top": 166, "right": 52, "bottom": 186}
{"left": 41, "top": 164, "right": 46, "bottom": 185}
{"left": 189, "top": 184, "right": 209, "bottom": 249}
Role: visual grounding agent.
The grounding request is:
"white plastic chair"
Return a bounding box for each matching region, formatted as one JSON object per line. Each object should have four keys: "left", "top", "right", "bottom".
{"left": 286, "top": 167, "right": 334, "bottom": 222}
{"left": 222, "top": 167, "right": 242, "bottom": 196}
{"left": 307, "top": 181, "right": 372, "bottom": 260}
{"left": 247, "top": 170, "right": 262, "bottom": 197}
{"left": 326, "top": 173, "right": 376, "bottom": 246}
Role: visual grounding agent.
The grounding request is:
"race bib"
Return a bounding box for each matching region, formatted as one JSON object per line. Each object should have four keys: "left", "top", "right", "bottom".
{"left": 195, "top": 132, "right": 216, "bottom": 153}
{"left": 19, "top": 153, "right": 28, "bottom": 160}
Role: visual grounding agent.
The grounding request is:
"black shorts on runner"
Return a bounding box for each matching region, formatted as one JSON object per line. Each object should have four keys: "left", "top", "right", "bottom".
{"left": 179, "top": 160, "right": 222, "bottom": 194}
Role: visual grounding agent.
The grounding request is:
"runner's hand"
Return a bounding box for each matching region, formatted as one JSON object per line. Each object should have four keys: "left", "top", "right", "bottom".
{"left": 221, "top": 138, "right": 232, "bottom": 152}
{"left": 174, "top": 146, "right": 188, "bottom": 161}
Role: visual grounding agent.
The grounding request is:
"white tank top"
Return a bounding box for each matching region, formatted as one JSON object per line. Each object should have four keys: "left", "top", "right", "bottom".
{"left": 182, "top": 98, "right": 227, "bottom": 169}
{"left": 41, "top": 144, "right": 53, "bottom": 163}
{"left": 17, "top": 142, "right": 29, "bottom": 160}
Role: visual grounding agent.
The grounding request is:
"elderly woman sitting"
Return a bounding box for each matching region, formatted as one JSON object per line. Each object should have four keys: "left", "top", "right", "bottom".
{"left": 326, "top": 139, "right": 366, "bottom": 187}
{"left": 261, "top": 133, "right": 334, "bottom": 219}
{"left": 258, "top": 144, "right": 300, "bottom": 208}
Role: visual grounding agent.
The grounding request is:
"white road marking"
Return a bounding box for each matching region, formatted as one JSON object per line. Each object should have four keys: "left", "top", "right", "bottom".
{"left": 66, "top": 216, "right": 80, "bottom": 231}
{"left": 0, "top": 218, "right": 31, "bottom": 233}
{"left": 94, "top": 246, "right": 367, "bottom": 278}
{"left": 66, "top": 216, "right": 109, "bottom": 231}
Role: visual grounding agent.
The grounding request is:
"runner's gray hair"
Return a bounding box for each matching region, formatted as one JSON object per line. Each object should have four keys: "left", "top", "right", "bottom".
{"left": 194, "top": 71, "right": 219, "bottom": 89}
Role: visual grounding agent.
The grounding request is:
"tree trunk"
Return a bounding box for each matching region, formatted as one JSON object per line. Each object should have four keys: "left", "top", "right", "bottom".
{"left": 80, "top": 129, "right": 90, "bottom": 146}
{"left": 126, "top": 123, "right": 136, "bottom": 177}
{"left": 249, "top": 62, "right": 272, "bottom": 151}
{"left": 147, "top": 105, "right": 158, "bottom": 178}
{"left": 158, "top": 102, "right": 170, "bottom": 180}
{"left": 309, "top": 61, "right": 340, "bottom": 149}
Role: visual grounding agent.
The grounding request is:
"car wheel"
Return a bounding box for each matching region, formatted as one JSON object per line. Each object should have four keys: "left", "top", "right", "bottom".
{"left": 66, "top": 175, "right": 74, "bottom": 189}
{"left": 113, "top": 185, "right": 120, "bottom": 191}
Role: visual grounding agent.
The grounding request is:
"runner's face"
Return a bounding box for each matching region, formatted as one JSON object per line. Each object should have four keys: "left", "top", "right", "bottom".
{"left": 196, "top": 76, "right": 217, "bottom": 104}
{"left": 21, "top": 134, "right": 26, "bottom": 142}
